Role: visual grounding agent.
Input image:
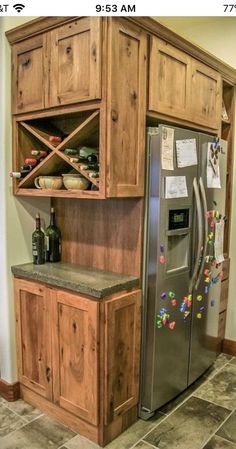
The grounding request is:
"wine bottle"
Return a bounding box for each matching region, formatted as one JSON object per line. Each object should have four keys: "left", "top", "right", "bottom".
{"left": 10, "top": 165, "right": 33, "bottom": 178}
{"left": 49, "top": 135, "right": 62, "bottom": 143}
{"left": 64, "top": 148, "right": 79, "bottom": 156}
{"left": 79, "top": 153, "right": 98, "bottom": 164}
{"left": 88, "top": 171, "right": 99, "bottom": 178}
{"left": 45, "top": 207, "right": 61, "bottom": 262}
{"left": 69, "top": 157, "right": 79, "bottom": 163}
{"left": 80, "top": 164, "right": 99, "bottom": 171}
{"left": 31, "top": 150, "right": 48, "bottom": 157}
{"left": 24, "top": 158, "right": 38, "bottom": 166}
{"left": 10, "top": 171, "right": 27, "bottom": 179}
{"left": 32, "top": 214, "right": 45, "bottom": 264}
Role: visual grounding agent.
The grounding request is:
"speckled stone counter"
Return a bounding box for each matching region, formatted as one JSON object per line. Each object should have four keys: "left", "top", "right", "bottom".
{"left": 11, "top": 262, "right": 139, "bottom": 299}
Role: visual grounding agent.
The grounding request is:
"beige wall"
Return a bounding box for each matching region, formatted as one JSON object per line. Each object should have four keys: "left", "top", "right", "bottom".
{"left": 154, "top": 17, "right": 236, "bottom": 69}
{"left": 0, "top": 17, "right": 50, "bottom": 382}
{"left": 154, "top": 17, "right": 236, "bottom": 341}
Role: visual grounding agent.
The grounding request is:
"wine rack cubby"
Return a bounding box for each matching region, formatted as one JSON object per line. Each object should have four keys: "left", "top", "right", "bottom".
{"left": 13, "top": 108, "right": 102, "bottom": 198}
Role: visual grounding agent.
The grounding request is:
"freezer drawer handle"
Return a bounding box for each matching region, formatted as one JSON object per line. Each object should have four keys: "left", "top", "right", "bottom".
{"left": 195, "top": 177, "right": 208, "bottom": 289}
{"left": 189, "top": 178, "right": 203, "bottom": 292}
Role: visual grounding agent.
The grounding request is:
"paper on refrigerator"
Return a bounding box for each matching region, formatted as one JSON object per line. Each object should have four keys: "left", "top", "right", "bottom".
{"left": 176, "top": 138, "right": 198, "bottom": 168}
{"left": 214, "top": 219, "right": 225, "bottom": 264}
{"left": 165, "top": 176, "right": 188, "bottom": 199}
{"left": 207, "top": 142, "right": 221, "bottom": 188}
{"left": 161, "top": 127, "right": 174, "bottom": 170}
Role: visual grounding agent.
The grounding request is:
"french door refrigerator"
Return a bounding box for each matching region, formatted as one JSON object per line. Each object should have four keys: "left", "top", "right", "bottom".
{"left": 140, "top": 125, "right": 227, "bottom": 419}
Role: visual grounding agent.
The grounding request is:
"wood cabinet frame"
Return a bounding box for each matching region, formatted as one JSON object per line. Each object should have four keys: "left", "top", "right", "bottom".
{"left": 9, "top": 17, "right": 147, "bottom": 199}
{"left": 104, "top": 291, "right": 141, "bottom": 424}
{"left": 106, "top": 18, "right": 147, "bottom": 197}
{"left": 14, "top": 277, "right": 141, "bottom": 446}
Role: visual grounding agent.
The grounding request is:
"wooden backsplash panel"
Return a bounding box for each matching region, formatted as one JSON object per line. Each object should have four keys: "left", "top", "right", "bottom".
{"left": 53, "top": 198, "right": 143, "bottom": 277}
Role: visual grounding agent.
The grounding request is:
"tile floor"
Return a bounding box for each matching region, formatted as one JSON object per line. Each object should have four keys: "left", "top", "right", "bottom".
{"left": 1, "top": 354, "right": 236, "bottom": 448}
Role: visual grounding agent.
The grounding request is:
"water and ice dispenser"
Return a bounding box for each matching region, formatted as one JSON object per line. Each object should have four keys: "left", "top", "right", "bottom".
{"left": 166, "top": 208, "right": 190, "bottom": 273}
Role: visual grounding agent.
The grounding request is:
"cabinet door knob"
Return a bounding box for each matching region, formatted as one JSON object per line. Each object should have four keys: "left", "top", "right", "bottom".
{"left": 46, "top": 367, "right": 51, "bottom": 383}
{"left": 111, "top": 110, "right": 118, "bottom": 122}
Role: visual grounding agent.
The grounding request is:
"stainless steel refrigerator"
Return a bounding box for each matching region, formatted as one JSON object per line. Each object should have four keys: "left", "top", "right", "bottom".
{"left": 140, "top": 125, "right": 227, "bottom": 419}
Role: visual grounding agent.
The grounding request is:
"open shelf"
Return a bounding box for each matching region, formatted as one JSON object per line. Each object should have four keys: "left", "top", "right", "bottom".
{"left": 13, "top": 109, "right": 101, "bottom": 197}
{"left": 15, "top": 188, "right": 100, "bottom": 199}
{"left": 221, "top": 80, "right": 235, "bottom": 255}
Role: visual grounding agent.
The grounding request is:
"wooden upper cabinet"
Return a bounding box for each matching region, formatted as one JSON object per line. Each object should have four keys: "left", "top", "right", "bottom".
{"left": 14, "top": 278, "right": 52, "bottom": 400}
{"left": 149, "top": 36, "right": 191, "bottom": 121}
{"left": 149, "top": 36, "right": 222, "bottom": 130}
{"left": 191, "top": 60, "right": 221, "bottom": 129}
{"left": 107, "top": 18, "right": 147, "bottom": 197}
{"left": 51, "top": 290, "right": 99, "bottom": 425}
{"left": 48, "top": 18, "right": 102, "bottom": 107}
{"left": 12, "top": 35, "right": 47, "bottom": 114}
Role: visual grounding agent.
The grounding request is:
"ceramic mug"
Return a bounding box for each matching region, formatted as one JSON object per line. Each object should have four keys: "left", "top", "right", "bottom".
{"left": 62, "top": 174, "right": 90, "bottom": 190}
{"left": 34, "top": 176, "right": 63, "bottom": 190}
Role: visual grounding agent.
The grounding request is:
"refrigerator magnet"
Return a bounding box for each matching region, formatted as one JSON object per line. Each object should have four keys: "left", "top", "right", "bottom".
{"left": 180, "top": 303, "right": 187, "bottom": 312}
{"left": 160, "top": 292, "right": 167, "bottom": 300}
{"left": 168, "top": 291, "right": 175, "bottom": 299}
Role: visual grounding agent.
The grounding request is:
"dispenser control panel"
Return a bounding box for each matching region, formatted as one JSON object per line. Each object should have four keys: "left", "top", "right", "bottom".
{"left": 168, "top": 209, "right": 189, "bottom": 230}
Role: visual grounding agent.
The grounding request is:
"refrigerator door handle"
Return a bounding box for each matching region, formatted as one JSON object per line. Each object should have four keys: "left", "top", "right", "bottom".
{"left": 189, "top": 178, "right": 203, "bottom": 292}
{"left": 195, "top": 177, "right": 208, "bottom": 289}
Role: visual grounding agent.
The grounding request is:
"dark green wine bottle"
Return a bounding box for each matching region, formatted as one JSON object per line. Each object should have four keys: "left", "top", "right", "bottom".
{"left": 45, "top": 207, "right": 61, "bottom": 262}
{"left": 32, "top": 214, "right": 45, "bottom": 264}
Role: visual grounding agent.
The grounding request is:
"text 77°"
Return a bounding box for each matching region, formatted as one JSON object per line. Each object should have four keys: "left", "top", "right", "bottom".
{"left": 223, "top": 4, "right": 236, "bottom": 12}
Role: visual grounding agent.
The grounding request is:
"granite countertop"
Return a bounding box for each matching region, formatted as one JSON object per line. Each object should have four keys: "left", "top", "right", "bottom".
{"left": 11, "top": 262, "right": 139, "bottom": 299}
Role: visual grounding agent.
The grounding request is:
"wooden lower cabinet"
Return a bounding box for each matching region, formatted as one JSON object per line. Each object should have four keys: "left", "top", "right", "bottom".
{"left": 104, "top": 294, "right": 141, "bottom": 425}
{"left": 14, "top": 278, "right": 141, "bottom": 446}
{"left": 14, "top": 280, "right": 53, "bottom": 400}
{"left": 51, "top": 289, "right": 99, "bottom": 425}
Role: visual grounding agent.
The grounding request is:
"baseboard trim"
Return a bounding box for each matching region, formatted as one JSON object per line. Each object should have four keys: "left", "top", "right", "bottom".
{"left": 222, "top": 339, "right": 236, "bottom": 356}
{"left": 0, "top": 378, "right": 20, "bottom": 401}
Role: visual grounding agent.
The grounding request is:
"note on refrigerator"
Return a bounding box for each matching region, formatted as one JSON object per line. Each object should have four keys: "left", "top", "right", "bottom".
{"left": 176, "top": 139, "right": 198, "bottom": 168}
{"left": 165, "top": 176, "right": 188, "bottom": 199}
{"left": 207, "top": 143, "right": 221, "bottom": 188}
{"left": 214, "top": 219, "right": 225, "bottom": 264}
{"left": 161, "top": 127, "right": 174, "bottom": 170}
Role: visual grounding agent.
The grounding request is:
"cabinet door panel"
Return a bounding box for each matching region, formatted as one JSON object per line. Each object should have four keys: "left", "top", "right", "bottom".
{"left": 49, "top": 18, "right": 101, "bottom": 107}
{"left": 14, "top": 279, "right": 52, "bottom": 399}
{"left": 107, "top": 19, "right": 147, "bottom": 197}
{"left": 52, "top": 290, "right": 99, "bottom": 425}
{"left": 191, "top": 61, "right": 221, "bottom": 129}
{"left": 12, "top": 35, "right": 47, "bottom": 113}
{"left": 149, "top": 37, "right": 191, "bottom": 120}
{"left": 104, "top": 291, "right": 141, "bottom": 424}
